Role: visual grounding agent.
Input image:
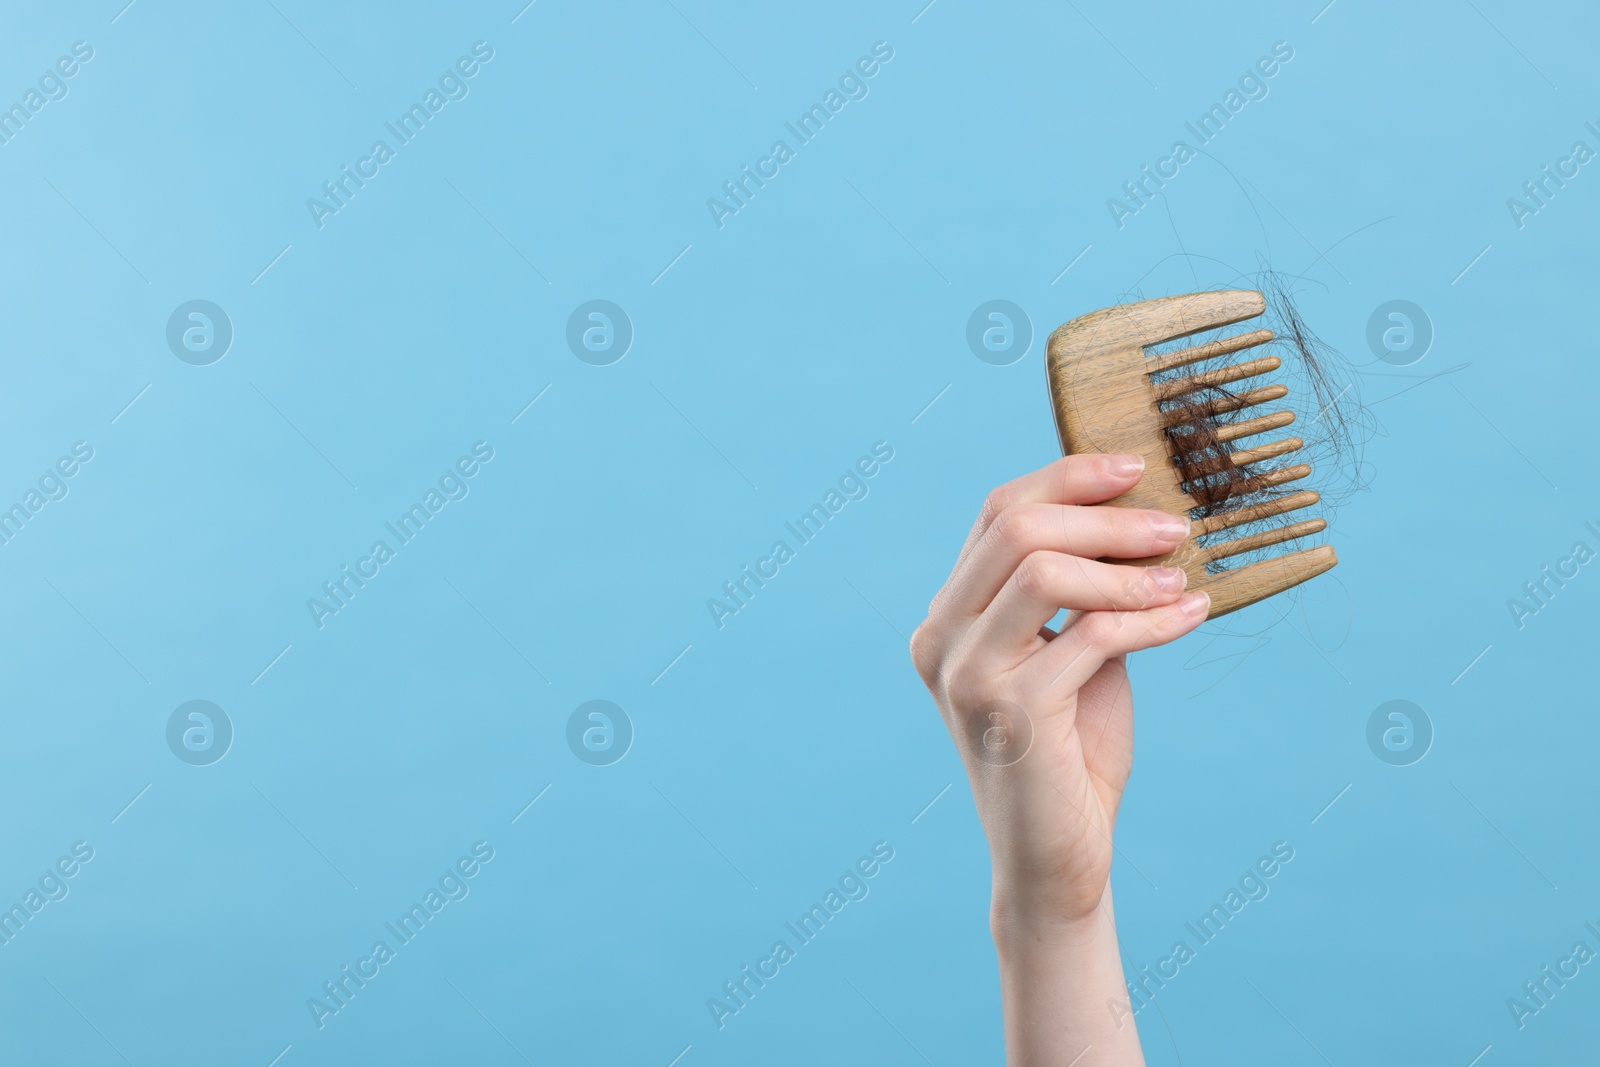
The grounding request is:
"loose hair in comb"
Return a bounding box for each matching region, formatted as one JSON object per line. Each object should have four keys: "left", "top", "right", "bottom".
{"left": 1044, "top": 284, "right": 1356, "bottom": 620}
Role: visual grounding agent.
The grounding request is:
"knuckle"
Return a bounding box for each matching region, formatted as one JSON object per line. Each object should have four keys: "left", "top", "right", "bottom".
{"left": 1058, "top": 453, "right": 1094, "bottom": 479}
{"left": 1105, "top": 508, "right": 1157, "bottom": 555}
{"left": 1073, "top": 610, "right": 1123, "bottom": 650}
{"left": 989, "top": 504, "right": 1043, "bottom": 553}
{"left": 978, "top": 485, "right": 1011, "bottom": 528}
{"left": 943, "top": 661, "right": 989, "bottom": 712}
{"left": 1125, "top": 567, "right": 1163, "bottom": 605}
{"left": 1012, "top": 550, "right": 1060, "bottom": 600}
{"left": 1110, "top": 573, "right": 1143, "bottom": 610}
{"left": 908, "top": 621, "right": 940, "bottom": 680}
{"left": 1113, "top": 507, "right": 1152, "bottom": 543}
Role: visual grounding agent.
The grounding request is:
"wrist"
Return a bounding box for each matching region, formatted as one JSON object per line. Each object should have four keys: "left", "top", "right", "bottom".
{"left": 990, "top": 877, "right": 1112, "bottom": 956}
{"left": 989, "top": 882, "right": 1145, "bottom": 1066}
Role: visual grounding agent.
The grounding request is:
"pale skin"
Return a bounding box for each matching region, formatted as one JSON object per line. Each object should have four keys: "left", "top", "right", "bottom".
{"left": 909, "top": 453, "right": 1210, "bottom": 1066}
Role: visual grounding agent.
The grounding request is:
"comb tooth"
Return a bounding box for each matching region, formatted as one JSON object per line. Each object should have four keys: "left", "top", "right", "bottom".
{"left": 1193, "top": 544, "right": 1337, "bottom": 618}
{"left": 1194, "top": 490, "right": 1320, "bottom": 536}
{"left": 1147, "top": 329, "right": 1274, "bottom": 375}
{"left": 1173, "top": 437, "right": 1304, "bottom": 483}
{"left": 1163, "top": 383, "right": 1289, "bottom": 424}
{"left": 1154, "top": 356, "right": 1281, "bottom": 401}
{"left": 1201, "top": 518, "right": 1327, "bottom": 564}
{"left": 1213, "top": 410, "right": 1295, "bottom": 443}
{"left": 1210, "top": 462, "right": 1313, "bottom": 504}
{"left": 1227, "top": 436, "right": 1303, "bottom": 466}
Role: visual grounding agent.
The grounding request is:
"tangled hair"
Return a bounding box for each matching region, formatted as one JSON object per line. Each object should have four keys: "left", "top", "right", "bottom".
{"left": 1139, "top": 271, "right": 1370, "bottom": 573}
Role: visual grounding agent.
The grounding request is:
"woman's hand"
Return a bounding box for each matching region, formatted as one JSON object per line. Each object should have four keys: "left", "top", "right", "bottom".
{"left": 909, "top": 453, "right": 1209, "bottom": 1065}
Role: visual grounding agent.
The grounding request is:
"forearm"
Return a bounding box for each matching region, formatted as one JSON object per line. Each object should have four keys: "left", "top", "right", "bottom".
{"left": 910, "top": 454, "right": 1206, "bottom": 1065}
{"left": 991, "top": 884, "right": 1144, "bottom": 1067}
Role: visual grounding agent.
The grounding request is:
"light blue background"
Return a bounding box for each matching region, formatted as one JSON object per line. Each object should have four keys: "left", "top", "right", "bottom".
{"left": 0, "top": 1, "right": 1594, "bottom": 1063}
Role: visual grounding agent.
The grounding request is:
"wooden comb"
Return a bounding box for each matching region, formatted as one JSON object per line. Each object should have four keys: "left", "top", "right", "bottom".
{"left": 1044, "top": 289, "right": 1336, "bottom": 619}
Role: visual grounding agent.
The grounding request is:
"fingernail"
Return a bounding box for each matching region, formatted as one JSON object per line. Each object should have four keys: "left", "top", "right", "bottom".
{"left": 1150, "top": 513, "right": 1190, "bottom": 541}
{"left": 1150, "top": 567, "right": 1187, "bottom": 592}
{"left": 1177, "top": 592, "right": 1210, "bottom": 617}
{"left": 1108, "top": 454, "right": 1144, "bottom": 477}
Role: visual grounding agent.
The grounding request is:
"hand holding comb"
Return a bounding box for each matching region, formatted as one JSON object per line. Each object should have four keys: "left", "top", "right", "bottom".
{"left": 1045, "top": 289, "right": 1336, "bottom": 620}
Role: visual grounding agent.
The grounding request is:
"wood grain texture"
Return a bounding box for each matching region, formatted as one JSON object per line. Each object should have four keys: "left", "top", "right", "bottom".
{"left": 1044, "top": 289, "right": 1336, "bottom": 619}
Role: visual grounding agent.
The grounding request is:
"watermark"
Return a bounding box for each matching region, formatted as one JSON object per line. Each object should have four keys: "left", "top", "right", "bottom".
{"left": 306, "top": 840, "right": 495, "bottom": 1029}
{"left": 566, "top": 700, "right": 633, "bottom": 766}
{"left": 307, "top": 442, "right": 495, "bottom": 629}
{"left": 566, "top": 300, "right": 633, "bottom": 365}
{"left": 706, "top": 41, "right": 895, "bottom": 229}
{"left": 0, "top": 441, "right": 94, "bottom": 549}
{"left": 1507, "top": 520, "right": 1599, "bottom": 630}
{"left": 166, "top": 300, "right": 233, "bottom": 365}
{"left": 307, "top": 42, "right": 495, "bottom": 229}
{"left": 707, "top": 841, "right": 895, "bottom": 1029}
{"left": 965, "top": 301, "right": 1032, "bottom": 366}
{"left": 1111, "top": 840, "right": 1295, "bottom": 1027}
{"left": 0, "top": 41, "right": 94, "bottom": 147}
{"left": 1507, "top": 122, "right": 1600, "bottom": 230}
{"left": 166, "top": 700, "right": 234, "bottom": 767}
{"left": 1507, "top": 921, "right": 1600, "bottom": 1030}
{"left": 966, "top": 699, "right": 1033, "bottom": 767}
{"left": 0, "top": 841, "right": 94, "bottom": 948}
{"left": 706, "top": 441, "right": 894, "bottom": 630}
{"left": 1365, "top": 299, "right": 1432, "bottom": 367}
{"left": 1366, "top": 699, "right": 1432, "bottom": 767}
{"left": 1107, "top": 41, "right": 1294, "bottom": 229}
